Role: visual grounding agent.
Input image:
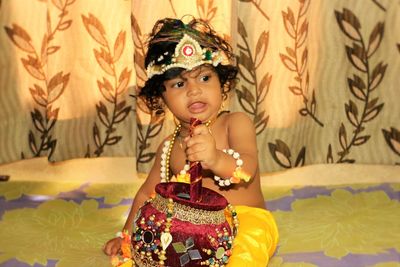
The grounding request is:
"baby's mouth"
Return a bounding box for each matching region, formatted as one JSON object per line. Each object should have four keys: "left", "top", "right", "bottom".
{"left": 188, "top": 101, "right": 207, "bottom": 113}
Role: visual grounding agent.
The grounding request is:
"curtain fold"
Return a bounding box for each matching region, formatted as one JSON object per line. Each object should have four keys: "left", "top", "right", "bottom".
{"left": 0, "top": 0, "right": 136, "bottom": 164}
{"left": 1, "top": 0, "right": 399, "bottom": 174}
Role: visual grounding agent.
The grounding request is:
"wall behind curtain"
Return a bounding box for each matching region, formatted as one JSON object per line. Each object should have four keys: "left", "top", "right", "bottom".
{"left": 0, "top": 0, "right": 399, "bottom": 175}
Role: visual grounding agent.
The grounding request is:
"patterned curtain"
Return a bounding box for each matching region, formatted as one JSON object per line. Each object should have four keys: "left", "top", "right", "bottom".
{"left": 0, "top": 0, "right": 136, "bottom": 163}
{"left": 1, "top": 0, "right": 399, "bottom": 174}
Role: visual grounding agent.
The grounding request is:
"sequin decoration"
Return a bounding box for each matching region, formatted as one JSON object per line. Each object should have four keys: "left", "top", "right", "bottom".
{"left": 200, "top": 227, "right": 234, "bottom": 266}
{"left": 172, "top": 237, "right": 202, "bottom": 266}
{"left": 182, "top": 44, "right": 194, "bottom": 57}
{"left": 133, "top": 214, "right": 164, "bottom": 261}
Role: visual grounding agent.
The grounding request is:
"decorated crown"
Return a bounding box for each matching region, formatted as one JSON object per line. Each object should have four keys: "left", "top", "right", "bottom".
{"left": 146, "top": 34, "right": 224, "bottom": 79}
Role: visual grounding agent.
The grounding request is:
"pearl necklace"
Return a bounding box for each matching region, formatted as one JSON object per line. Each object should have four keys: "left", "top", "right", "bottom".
{"left": 160, "top": 124, "right": 181, "bottom": 183}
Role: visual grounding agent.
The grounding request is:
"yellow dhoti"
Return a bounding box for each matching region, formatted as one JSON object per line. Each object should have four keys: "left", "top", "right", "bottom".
{"left": 227, "top": 206, "right": 279, "bottom": 266}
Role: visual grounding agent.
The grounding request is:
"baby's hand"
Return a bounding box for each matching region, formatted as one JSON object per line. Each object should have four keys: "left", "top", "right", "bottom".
{"left": 103, "top": 237, "right": 122, "bottom": 256}
{"left": 185, "top": 124, "right": 217, "bottom": 169}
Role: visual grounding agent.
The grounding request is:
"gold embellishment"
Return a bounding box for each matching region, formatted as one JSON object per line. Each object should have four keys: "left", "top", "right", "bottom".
{"left": 152, "top": 194, "right": 226, "bottom": 225}
{"left": 132, "top": 198, "right": 174, "bottom": 266}
{"left": 146, "top": 34, "right": 224, "bottom": 79}
{"left": 132, "top": 249, "right": 157, "bottom": 267}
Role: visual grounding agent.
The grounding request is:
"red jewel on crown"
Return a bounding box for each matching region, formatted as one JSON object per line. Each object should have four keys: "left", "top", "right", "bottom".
{"left": 182, "top": 44, "right": 194, "bottom": 57}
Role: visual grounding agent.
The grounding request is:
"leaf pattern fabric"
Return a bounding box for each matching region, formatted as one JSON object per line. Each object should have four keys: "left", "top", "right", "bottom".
{"left": 0, "top": 181, "right": 399, "bottom": 266}
{"left": 0, "top": 0, "right": 399, "bottom": 173}
{"left": 0, "top": 0, "right": 136, "bottom": 164}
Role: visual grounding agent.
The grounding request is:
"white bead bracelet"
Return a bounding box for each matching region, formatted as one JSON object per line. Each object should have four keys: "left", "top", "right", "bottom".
{"left": 213, "top": 149, "right": 250, "bottom": 187}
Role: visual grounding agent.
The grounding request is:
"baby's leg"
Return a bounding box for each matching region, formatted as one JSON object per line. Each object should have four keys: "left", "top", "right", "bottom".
{"left": 227, "top": 206, "right": 279, "bottom": 266}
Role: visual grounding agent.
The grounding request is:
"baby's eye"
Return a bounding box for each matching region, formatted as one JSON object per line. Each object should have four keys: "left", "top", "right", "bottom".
{"left": 173, "top": 81, "right": 185, "bottom": 88}
{"left": 200, "top": 75, "right": 210, "bottom": 82}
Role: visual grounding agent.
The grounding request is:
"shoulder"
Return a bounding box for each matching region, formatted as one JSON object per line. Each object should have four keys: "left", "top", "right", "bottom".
{"left": 224, "top": 111, "right": 254, "bottom": 129}
{"left": 222, "top": 112, "right": 257, "bottom": 143}
{"left": 148, "top": 135, "right": 172, "bottom": 173}
{"left": 154, "top": 135, "right": 172, "bottom": 157}
{"left": 221, "top": 112, "right": 258, "bottom": 152}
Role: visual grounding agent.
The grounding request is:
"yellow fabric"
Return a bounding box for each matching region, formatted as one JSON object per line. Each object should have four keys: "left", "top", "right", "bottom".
{"left": 227, "top": 206, "right": 279, "bottom": 266}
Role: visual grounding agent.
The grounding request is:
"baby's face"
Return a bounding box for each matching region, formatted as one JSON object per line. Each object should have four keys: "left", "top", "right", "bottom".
{"left": 162, "top": 65, "right": 222, "bottom": 125}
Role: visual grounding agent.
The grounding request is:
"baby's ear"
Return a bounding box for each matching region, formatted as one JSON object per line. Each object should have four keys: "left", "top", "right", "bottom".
{"left": 156, "top": 98, "right": 166, "bottom": 110}
{"left": 155, "top": 108, "right": 165, "bottom": 116}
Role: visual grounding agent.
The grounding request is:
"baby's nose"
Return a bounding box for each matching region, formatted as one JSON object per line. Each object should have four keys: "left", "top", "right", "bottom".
{"left": 187, "top": 82, "right": 201, "bottom": 96}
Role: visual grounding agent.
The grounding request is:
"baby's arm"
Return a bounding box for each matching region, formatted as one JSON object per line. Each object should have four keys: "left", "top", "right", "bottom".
{"left": 122, "top": 141, "right": 165, "bottom": 232}
{"left": 103, "top": 140, "right": 166, "bottom": 256}
{"left": 225, "top": 112, "right": 259, "bottom": 178}
{"left": 186, "top": 112, "right": 258, "bottom": 181}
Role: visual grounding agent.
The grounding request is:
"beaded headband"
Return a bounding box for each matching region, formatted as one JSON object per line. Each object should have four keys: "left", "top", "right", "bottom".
{"left": 146, "top": 34, "right": 224, "bottom": 79}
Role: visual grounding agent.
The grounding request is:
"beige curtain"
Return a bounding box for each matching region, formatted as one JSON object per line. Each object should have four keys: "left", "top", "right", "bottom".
{"left": 1, "top": 0, "right": 399, "bottom": 174}
{"left": 0, "top": 0, "right": 136, "bottom": 163}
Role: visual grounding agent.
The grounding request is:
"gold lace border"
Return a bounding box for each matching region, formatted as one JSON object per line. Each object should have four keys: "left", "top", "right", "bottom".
{"left": 152, "top": 194, "right": 227, "bottom": 225}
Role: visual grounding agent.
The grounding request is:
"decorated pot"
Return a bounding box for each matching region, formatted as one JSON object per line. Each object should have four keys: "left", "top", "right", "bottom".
{"left": 131, "top": 182, "right": 237, "bottom": 267}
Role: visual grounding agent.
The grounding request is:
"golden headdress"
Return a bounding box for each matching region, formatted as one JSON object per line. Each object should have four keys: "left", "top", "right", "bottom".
{"left": 146, "top": 33, "right": 226, "bottom": 79}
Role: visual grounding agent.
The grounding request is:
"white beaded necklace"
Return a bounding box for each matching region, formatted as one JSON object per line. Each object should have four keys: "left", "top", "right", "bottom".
{"left": 160, "top": 124, "right": 180, "bottom": 183}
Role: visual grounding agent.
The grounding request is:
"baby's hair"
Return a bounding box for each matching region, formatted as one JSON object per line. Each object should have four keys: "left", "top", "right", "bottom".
{"left": 139, "top": 17, "right": 238, "bottom": 111}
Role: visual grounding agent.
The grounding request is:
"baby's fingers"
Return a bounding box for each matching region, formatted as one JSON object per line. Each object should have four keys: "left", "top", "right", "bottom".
{"left": 103, "top": 238, "right": 121, "bottom": 256}
{"left": 186, "top": 143, "right": 205, "bottom": 159}
{"left": 111, "top": 246, "right": 121, "bottom": 256}
{"left": 191, "top": 124, "right": 211, "bottom": 137}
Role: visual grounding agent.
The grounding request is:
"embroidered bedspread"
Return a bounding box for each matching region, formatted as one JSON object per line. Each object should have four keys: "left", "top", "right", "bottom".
{"left": 0, "top": 181, "right": 399, "bottom": 266}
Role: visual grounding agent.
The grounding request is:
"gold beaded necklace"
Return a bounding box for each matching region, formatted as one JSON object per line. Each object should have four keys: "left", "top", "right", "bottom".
{"left": 164, "top": 124, "right": 181, "bottom": 182}
{"left": 164, "top": 120, "right": 212, "bottom": 182}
